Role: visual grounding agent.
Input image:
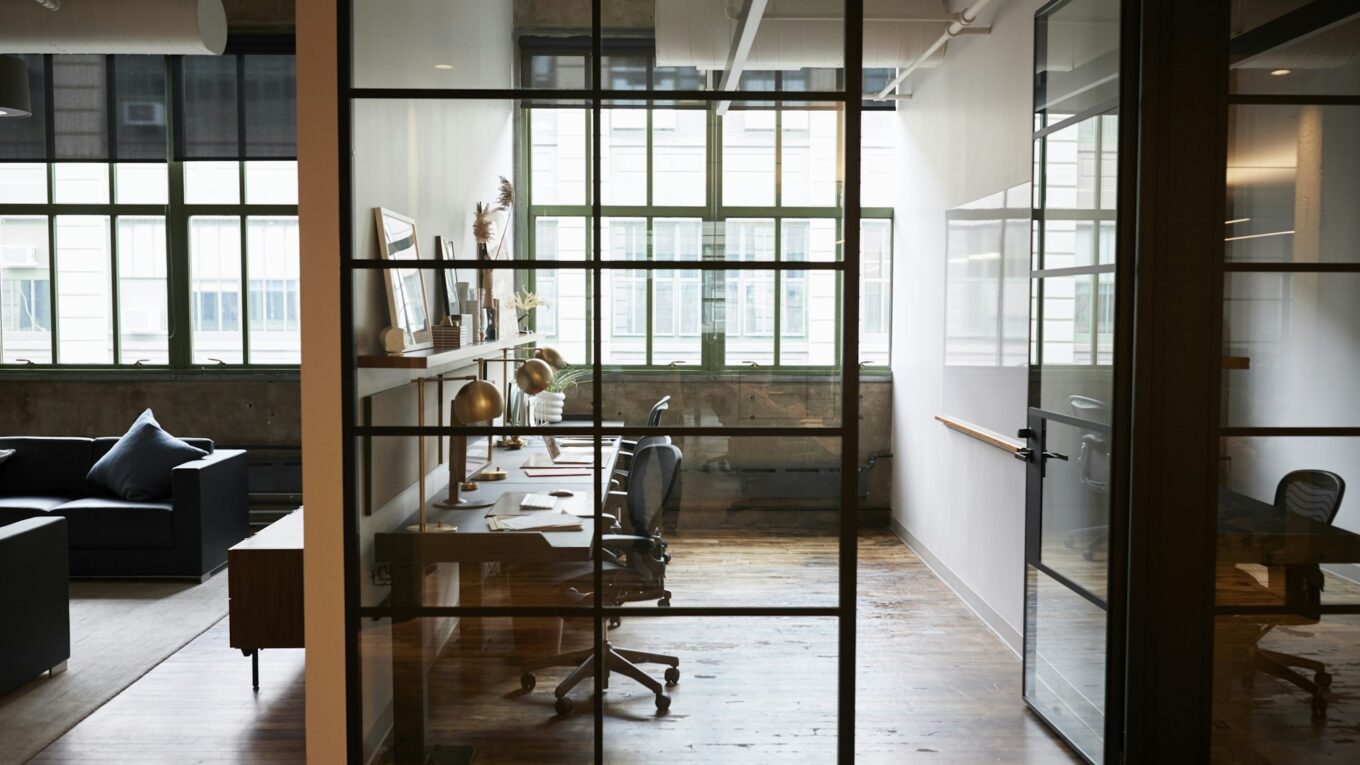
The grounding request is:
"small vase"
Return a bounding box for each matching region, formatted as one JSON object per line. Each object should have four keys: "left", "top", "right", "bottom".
{"left": 536, "top": 391, "right": 566, "bottom": 423}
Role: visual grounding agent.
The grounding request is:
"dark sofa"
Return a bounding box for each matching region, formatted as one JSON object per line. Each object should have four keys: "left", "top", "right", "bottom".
{"left": 0, "top": 437, "right": 248, "bottom": 579}
{"left": 0, "top": 517, "right": 69, "bottom": 697}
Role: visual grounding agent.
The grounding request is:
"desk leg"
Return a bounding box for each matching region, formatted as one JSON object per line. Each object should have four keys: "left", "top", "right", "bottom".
{"left": 390, "top": 562, "right": 428, "bottom": 765}
{"left": 457, "top": 562, "right": 486, "bottom": 649}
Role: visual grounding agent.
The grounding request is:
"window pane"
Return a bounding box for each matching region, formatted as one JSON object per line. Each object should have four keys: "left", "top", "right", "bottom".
{"left": 116, "top": 216, "right": 168, "bottom": 364}
{"left": 189, "top": 216, "right": 243, "bottom": 364}
{"left": 602, "top": 218, "right": 647, "bottom": 363}
{"left": 246, "top": 217, "right": 300, "bottom": 364}
{"left": 601, "top": 109, "right": 647, "bottom": 206}
{"left": 530, "top": 108, "right": 587, "bottom": 206}
{"left": 54, "top": 163, "right": 110, "bottom": 204}
{"left": 55, "top": 215, "right": 113, "bottom": 363}
{"left": 115, "top": 163, "right": 169, "bottom": 204}
{"left": 861, "top": 219, "right": 893, "bottom": 366}
{"left": 863, "top": 110, "right": 899, "bottom": 207}
{"left": 184, "top": 161, "right": 241, "bottom": 204}
{"left": 532, "top": 217, "right": 588, "bottom": 364}
{"left": 780, "top": 219, "right": 837, "bottom": 366}
{"left": 652, "top": 109, "right": 706, "bottom": 207}
{"left": 781, "top": 110, "right": 839, "bottom": 207}
{"left": 651, "top": 219, "right": 703, "bottom": 366}
{"left": 722, "top": 111, "right": 776, "bottom": 207}
{"left": 245, "top": 161, "right": 299, "bottom": 205}
{"left": 242, "top": 55, "right": 297, "bottom": 158}
{"left": 113, "top": 55, "right": 169, "bottom": 160}
{"left": 181, "top": 56, "right": 240, "bottom": 159}
{"left": 52, "top": 55, "right": 109, "bottom": 160}
{"left": 0, "top": 216, "right": 52, "bottom": 363}
{"left": 0, "top": 163, "right": 47, "bottom": 204}
{"left": 725, "top": 269, "right": 776, "bottom": 366}
{"left": 0, "top": 55, "right": 48, "bottom": 160}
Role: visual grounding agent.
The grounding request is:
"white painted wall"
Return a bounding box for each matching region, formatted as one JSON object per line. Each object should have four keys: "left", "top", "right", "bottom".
{"left": 890, "top": 0, "right": 1045, "bottom": 650}
{"left": 348, "top": 2, "right": 517, "bottom": 758}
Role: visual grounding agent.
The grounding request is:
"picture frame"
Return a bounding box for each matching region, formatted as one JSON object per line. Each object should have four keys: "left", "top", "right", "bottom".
{"left": 374, "top": 208, "right": 432, "bottom": 351}
{"left": 435, "top": 235, "right": 460, "bottom": 317}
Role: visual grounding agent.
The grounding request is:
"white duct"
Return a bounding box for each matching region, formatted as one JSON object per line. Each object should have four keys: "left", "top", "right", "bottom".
{"left": 656, "top": 0, "right": 953, "bottom": 70}
{"left": 0, "top": 0, "right": 227, "bottom": 55}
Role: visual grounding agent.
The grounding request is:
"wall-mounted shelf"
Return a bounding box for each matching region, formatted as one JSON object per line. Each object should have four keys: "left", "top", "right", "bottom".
{"left": 935, "top": 415, "right": 1025, "bottom": 454}
{"left": 358, "top": 333, "right": 541, "bottom": 370}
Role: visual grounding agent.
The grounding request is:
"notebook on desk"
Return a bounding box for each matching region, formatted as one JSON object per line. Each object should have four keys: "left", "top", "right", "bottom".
{"left": 543, "top": 437, "right": 594, "bottom": 464}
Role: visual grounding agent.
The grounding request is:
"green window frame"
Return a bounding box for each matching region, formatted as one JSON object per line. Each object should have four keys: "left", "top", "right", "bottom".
{"left": 0, "top": 51, "right": 298, "bottom": 372}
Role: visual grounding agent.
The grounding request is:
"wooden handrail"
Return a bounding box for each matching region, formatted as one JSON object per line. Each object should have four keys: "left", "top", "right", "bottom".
{"left": 935, "top": 415, "right": 1025, "bottom": 454}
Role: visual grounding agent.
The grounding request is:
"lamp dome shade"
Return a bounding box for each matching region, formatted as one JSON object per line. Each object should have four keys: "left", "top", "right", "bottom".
{"left": 452, "top": 380, "right": 503, "bottom": 424}
{"left": 0, "top": 56, "right": 32, "bottom": 118}
{"left": 534, "top": 346, "right": 567, "bottom": 370}
{"left": 515, "top": 358, "right": 554, "bottom": 395}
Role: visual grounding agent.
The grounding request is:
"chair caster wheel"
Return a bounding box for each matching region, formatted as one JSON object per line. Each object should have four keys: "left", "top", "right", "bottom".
{"left": 664, "top": 667, "right": 680, "bottom": 685}
{"left": 608, "top": 617, "right": 622, "bottom": 629}
{"left": 1312, "top": 696, "right": 1328, "bottom": 722}
{"left": 520, "top": 673, "right": 536, "bottom": 691}
{"left": 658, "top": 597, "right": 671, "bottom": 607}
{"left": 555, "top": 696, "right": 575, "bottom": 716}
{"left": 655, "top": 693, "right": 671, "bottom": 712}
{"left": 1315, "top": 671, "right": 1333, "bottom": 690}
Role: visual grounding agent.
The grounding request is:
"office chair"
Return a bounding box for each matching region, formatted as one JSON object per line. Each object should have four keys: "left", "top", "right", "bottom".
{"left": 1240, "top": 470, "right": 1346, "bottom": 721}
{"left": 1063, "top": 395, "right": 1111, "bottom": 561}
{"left": 616, "top": 395, "right": 670, "bottom": 480}
{"left": 519, "top": 442, "right": 682, "bottom": 716}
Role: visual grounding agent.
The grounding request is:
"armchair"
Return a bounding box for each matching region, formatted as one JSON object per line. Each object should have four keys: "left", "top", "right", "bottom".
{"left": 0, "top": 517, "right": 69, "bottom": 697}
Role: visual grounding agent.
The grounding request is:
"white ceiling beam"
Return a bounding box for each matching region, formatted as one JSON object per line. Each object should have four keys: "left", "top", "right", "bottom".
{"left": 716, "top": 0, "right": 770, "bottom": 116}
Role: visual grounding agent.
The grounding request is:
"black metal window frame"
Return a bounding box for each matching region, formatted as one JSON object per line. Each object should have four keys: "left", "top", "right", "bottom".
{"left": 0, "top": 44, "right": 299, "bottom": 374}
{"left": 338, "top": 2, "right": 865, "bottom": 763}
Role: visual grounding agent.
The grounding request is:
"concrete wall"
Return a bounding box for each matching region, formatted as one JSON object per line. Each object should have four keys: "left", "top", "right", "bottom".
{"left": 889, "top": 0, "right": 1044, "bottom": 652}
{"left": 0, "top": 376, "right": 299, "bottom": 447}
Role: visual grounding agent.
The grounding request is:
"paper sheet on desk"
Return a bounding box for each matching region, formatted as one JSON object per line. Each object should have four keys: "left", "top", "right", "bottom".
{"left": 489, "top": 511, "right": 583, "bottom": 532}
{"left": 524, "top": 469, "right": 591, "bottom": 477}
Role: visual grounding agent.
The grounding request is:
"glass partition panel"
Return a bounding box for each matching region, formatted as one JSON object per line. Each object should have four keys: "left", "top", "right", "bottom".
{"left": 1227, "top": 105, "right": 1360, "bottom": 264}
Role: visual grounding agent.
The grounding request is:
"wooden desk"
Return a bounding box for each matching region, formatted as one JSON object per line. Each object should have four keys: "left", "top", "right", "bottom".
{"left": 374, "top": 436, "right": 622, "bottom": 764}
{"left": 228, "top": 508, "right": 304, "bottom": 690}
{"left": 1217, "top": 489, "right": 1360, "bottom": 617}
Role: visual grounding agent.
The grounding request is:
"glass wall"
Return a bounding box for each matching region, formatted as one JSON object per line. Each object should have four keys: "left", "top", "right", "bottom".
{"left": 343, "top": 1, "right": 866, "bottom": 763}
{"left": 1024, "top": 0, "right": 1122, "bottom": 762}
{"left": 1212, "top": 4, "right": 1360, "bottom": 761}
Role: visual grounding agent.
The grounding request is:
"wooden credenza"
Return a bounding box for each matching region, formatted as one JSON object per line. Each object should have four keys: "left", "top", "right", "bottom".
{"left": 228, "top": 508, "right": 304, "bottom": 688}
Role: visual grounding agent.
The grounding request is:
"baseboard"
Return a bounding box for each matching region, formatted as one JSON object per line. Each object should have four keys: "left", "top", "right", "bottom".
{"left": 889, "top": 517, "right": 1023, "bottom": 657}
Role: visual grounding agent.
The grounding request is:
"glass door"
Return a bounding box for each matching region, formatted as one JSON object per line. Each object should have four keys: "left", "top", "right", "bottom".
{"left": 1022, "top": 0, "right": 1122, "bottom": 762}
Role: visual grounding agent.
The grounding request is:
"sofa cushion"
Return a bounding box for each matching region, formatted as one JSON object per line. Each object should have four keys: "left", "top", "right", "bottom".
{"left": 0, "top": 496, "right": 69, "bottom": 527}
{"left": 91, "top": 436, "right": 214, "bottom": 465}
{"left": 53, "top": 498, "right": 175, "bottom": 550}
{"left": 0, "top": 437, "right": 95, "bottom": 498}
{"left": 87, "top": 410, "right": 208, "bottom": 501}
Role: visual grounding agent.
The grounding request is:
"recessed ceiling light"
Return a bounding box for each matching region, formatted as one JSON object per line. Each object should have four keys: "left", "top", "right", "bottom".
{"left": 435, "top": 64, "right": 454, "bottom": 70}
{"left": 1270, "top": 68, "right": 1291, "bottom": 76}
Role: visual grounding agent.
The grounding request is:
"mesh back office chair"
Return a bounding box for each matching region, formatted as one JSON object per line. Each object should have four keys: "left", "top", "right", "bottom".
{"left": 520, "top": 442, "right": 683, "bottom": 715}
{"left": 1064, "top": 395, "right": 1111, "bottom": 561}
{"left": 617, "top": 396, "right": 670, "bottom": 477}
{"left": 1242, "top": 469, "right": 1346, "bottom": 720}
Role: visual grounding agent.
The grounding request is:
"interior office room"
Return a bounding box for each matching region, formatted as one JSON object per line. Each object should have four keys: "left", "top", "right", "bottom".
{"left": 0, "top": 0, "right": 1358, "bottom": 764}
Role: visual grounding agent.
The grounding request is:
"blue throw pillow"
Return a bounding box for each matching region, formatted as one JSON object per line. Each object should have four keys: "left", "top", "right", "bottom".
{"left": 87, "top": 409, "right": 208, "bottom": 501}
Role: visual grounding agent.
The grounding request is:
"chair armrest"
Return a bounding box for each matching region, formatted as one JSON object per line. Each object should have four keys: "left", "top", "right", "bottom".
{"left": 171, "top": 449, "right": 249, "bottom": 577}
{"left": 601, "top": 533, "right": 655, "bottom": 552}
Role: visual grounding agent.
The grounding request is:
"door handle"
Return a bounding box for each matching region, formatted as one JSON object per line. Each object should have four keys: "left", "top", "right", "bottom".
{"left": 1014, "top": 448, "right": 1068, "bottom": 463}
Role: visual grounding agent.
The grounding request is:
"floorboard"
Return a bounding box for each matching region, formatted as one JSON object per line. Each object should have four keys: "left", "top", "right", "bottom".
{"left": 34, "top": 531, "right": 1081, "bottom": 764}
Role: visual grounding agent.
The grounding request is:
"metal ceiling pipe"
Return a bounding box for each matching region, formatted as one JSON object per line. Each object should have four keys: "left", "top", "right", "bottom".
{"left": 0, "top": 0, "right": 227, "bottom": 55}
{"left": 874, "top": 0, "right": 1000, "bottom": 101}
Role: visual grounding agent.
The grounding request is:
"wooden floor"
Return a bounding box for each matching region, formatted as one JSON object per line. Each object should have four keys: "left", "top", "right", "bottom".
{"left": 34, "top": 531, "right": 1079, "bottom": 764}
